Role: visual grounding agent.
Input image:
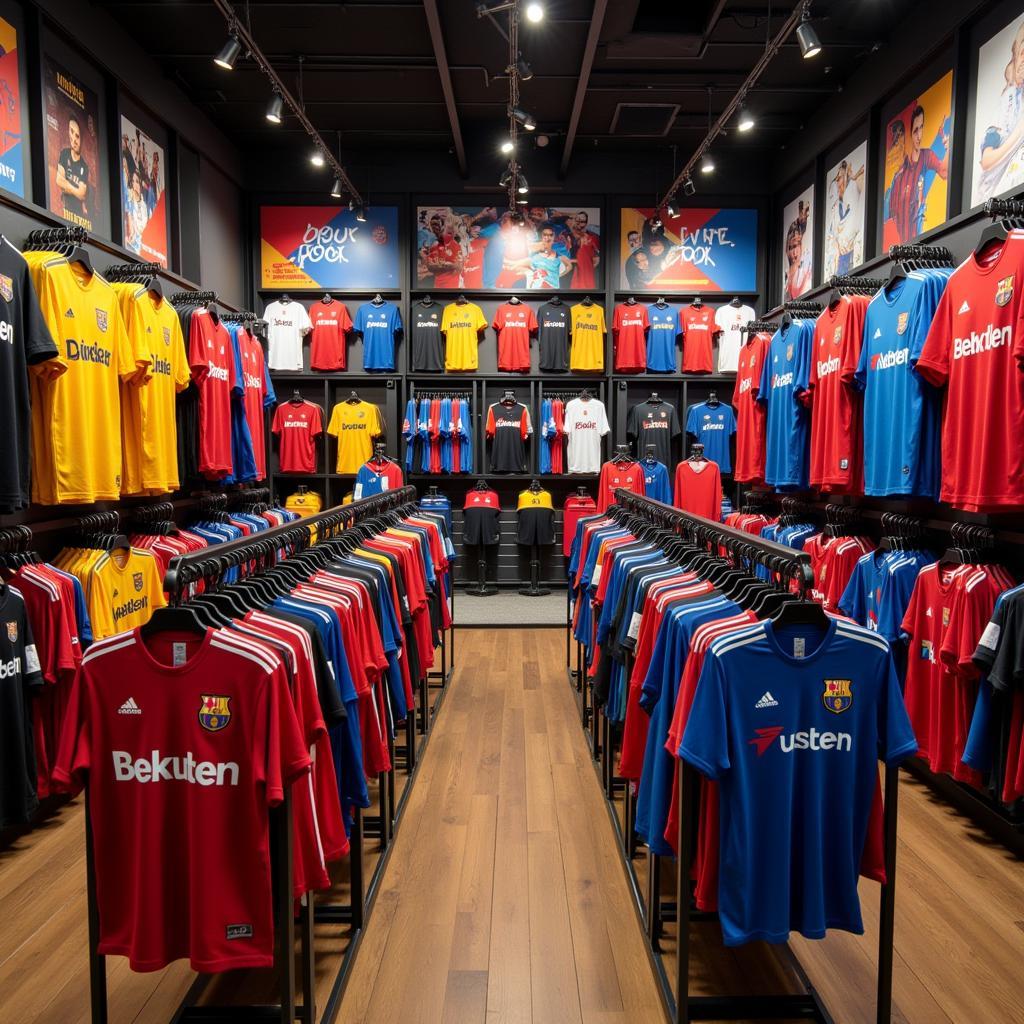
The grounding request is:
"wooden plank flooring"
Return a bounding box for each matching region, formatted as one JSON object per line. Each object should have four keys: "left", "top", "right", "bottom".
{"left": 0, "top": 626, "right": 1022, "bottom": 1024}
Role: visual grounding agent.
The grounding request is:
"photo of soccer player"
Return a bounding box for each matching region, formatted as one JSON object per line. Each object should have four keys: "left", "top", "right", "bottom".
{"left": 43, "top": 54, "right": 101, "bottom": 232}
{"left": 120, "top": 114, "right": 168, "bottom": 267}
{"left": 823, "top": 142, "right": 867, "bottom": 278}
{"left": 970, "top": 14, "right": 1024, "bottom": 206}
{"left": 881, "top": 71, "right": 952, "bottom": 247}
{"left": 781, "top": 186, "right": 814, "bottom": 301}
{"left": 414, "top": 204, "right": 601, "bottom": 290}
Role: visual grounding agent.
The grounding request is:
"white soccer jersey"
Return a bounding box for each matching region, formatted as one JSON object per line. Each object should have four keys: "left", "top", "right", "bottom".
{"left": 713, "top": 303, "right": 755, "bottom": 373}
{"left": 564, "top": 397, "right": 610, "bottom": 475}
{"left": 264, "top": 299, "right": 313, "bottom": 370}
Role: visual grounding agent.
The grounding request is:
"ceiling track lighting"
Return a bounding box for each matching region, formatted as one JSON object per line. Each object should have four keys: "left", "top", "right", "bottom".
{"left": 700, "top": 153, "right": 716, "bottom": 175}
{"left": 682, "top": 177, "right": 696, "bottom": 197}
{"left": 666, "top": 199, "right": 678, "bottom": 218}
{"left": 265, "top": 91, "right": 284, "bottom": 124}
{"left": 516, "top": 55, "right": 534, "bottom": 82}
{"left": 213, "top": 34, "right": 242, "bottom": 71}
{"left": 797, "top": 2, "right": 822, "bottom": 59}
{"left": 310, "top": 148, "right": 326, "bottom": 168}
{"left": 736, "top": 104, "right": 755, "bottom": 132}
{"left": 517, "top": 173, "right": 529, "bottom": 194}
{"left": 353, "top": 204, "right": 368, "bottom": 223}
{"left": 499, "top": 166, "right": 513, "bottom": 187}
{"left": 511, "top": 107, "right": 537, "bottom": 131}
{"left": 330, "top": 178, "right": 342, "bottom": 199}
{"left": 525, "top": 2, "right": 544, "bottom": 22}
{"left": 501, "top": 139, "right": 515, "bottom": 154}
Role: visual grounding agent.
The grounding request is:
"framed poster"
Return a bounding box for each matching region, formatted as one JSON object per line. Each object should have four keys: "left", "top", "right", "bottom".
{"left": 415, "top": 204, "right": 603, "bottom": 290}
{"left": 969, "top": 12, "right": 1024, "bottom": 206}
{"left": 780, "top": 185, "right": 814, "bottom": 302}
{"left": 260, "top": 205, "right": 400, "bottom": 290}
{"left": 822, "top": 140, "right": 867, "bottom": 278}
{"left": 880, "top": 70, "right": 953, "bottom": 247}
{"left": 0, "top": 3, "right": 27, "bottom": 199}
{"left": 119, "top": 105, "right": 169, "bottom": 267}
{"left": 618, "top": 207, "right": 757, "bottom": 292}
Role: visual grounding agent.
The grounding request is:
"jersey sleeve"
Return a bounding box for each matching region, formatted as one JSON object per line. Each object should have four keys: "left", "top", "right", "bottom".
{"left": 913, "top": 286, "right": 952, "bottom": 386}
{"left": 794, "top": 321, "right": 813, "bottom": 398}
{"left": 840, "top": 298, "right": 868, "bottom": 383}
{"left": 21, "top": 267, "right": 58, "bottom": 365}
{"left": 598, "top": 307, "right": 607, "bottom": 334}
{"left": 261, "top": 663, "right": 314, "bottom": 806}
{"left": 474, "top": 306, "right": 487, "bottom": 333}
{"left": 485, "top": 405, "right": 496, "bottom": 438}
{"left": 521, "top": 407, "right": 533, "bottom": 439}
{"left": 491, "top": 307, "right": 504, "bottom": 332}
{"left": 299, "top": 304, "right": 312, "bottom": 333}
{"left": 878, "top": 650, "right": 919, "bottom": 763}
{"left": 188, "top": 313, "right": 209, "bottom": 381}
{"left": 326, "top": 405, "right": 341, "bottom": 437}
{"left": 725, "top": 404, "right": 737, "bottom": 436}
{"left": 597, "top": 402, "right": 610, "bottom": 437}
{"left": 528, "top": 306, "right": 538, "bottom": 331}
{"left": 852, "top": 321, "right": 870, "bottom": 392}
{"left": 626, "top": 405, "right": 638, "bottom": 440}
{"left": 262, "top": 360, "right": 276, "bottom": 406}
{"left": 116, "top": 304, "right": 148, "bottom": 384}
{"left": 52, "top": 663, "right": 91, "bottom": 789}
{"left": 685, "top": 404, "right": 698, "bottom": 435}
{"left": 756, "top": 342, "right": 771, "bottom": 405}
{"left": 271, "top": 405, "right": 283, "bottom": 435}
{"left": 354, "top": 305, "right": 367, "bottom": 334}
{"left": 670, "top": 405, "right": 682, "bottom": 439}
{"left": 372, "top": 405, "right": 384, "bottom": 441}
{"left": 679, "top": 652, "right": 730, "bottom": 779}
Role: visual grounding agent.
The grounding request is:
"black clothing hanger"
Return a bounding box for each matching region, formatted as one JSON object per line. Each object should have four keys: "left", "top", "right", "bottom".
{"left": 529, "top": 479, "right": 542, "bottom": 493}
{"left": 456, "top": 294, "right": 468, "bottom": 305}
{"left": 346, "top": 390, "right": 360, "bottom": 403}
{"left": 474, "top": 478, "right": 490, "bottom": 491}
{"left": 690, "top": 295, "right": 703, "bottom": 308}
{"left": 501, "top": 390, "right": 517, "bottom": 406}
{"left": 654, "top": 296, "right": 668, "bottom": 308}
{"left": 730, "top": 296, "right": 742, "bottom": 307}
{"left": 548, "top": 295, "right": 563, "bottom": 306}
{"left": 420, "top": 294, "right": 434, "bottom": 306}
{"left": 372, "top": 293, "right": 385, "bottom": 305}
{"left": 509, "top": 295, "right": 520, "bottom": 305}
{"left": 707, "top": 391, "right": 719, "bottom": 407}
{"left": 281, "top": 292, "right": 291, "bottom": 303}
{"left": 647, "top": 393, "right": 662, "bottom": 403}
{"left": 625, "top": 296, "right": 637, "bottom": 305}
{"left": 140, "top": 602, "right": 215, "bottom": 637}
{"left": 582, "top": 295, "right": 593, "bottom": 306}
{"left": 291, "top": 390, "right": 303, "bottom": 404}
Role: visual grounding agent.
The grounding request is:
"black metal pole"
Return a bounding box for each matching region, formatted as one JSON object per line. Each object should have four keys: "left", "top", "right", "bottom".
{"left": 877, "top": 764, "right": 900, "bottom": 1023}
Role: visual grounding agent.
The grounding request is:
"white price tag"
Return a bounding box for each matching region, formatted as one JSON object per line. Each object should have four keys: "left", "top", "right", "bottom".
{"left": 24, "top": 643, "right": 40, "bottom": 674}
{"left": 978, "top": 621, "right": 1001, "bottom": 651}
{"left": 627, "top": 612, "right": 643, "bottom": 641}
{"left": 592, "top": 563, "right": 603, "bottom": 586}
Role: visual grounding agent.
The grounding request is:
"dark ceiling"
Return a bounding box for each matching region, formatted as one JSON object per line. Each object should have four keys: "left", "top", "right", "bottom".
{"left": 96, "top": 0, "right": 917, "bottom": 184}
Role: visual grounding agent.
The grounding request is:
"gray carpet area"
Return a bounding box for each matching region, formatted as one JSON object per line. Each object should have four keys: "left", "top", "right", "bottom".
{"left": 454, "top": 590, "right": 569, "bottom": 627}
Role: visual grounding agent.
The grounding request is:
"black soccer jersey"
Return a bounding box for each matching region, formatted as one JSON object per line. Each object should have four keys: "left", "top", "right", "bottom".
{"left": 626, "top": 399, "right": 681, "bottom": 466}
{"left": 410, "top": 303, "right": 444, "bottom": 372}
{"left": 486, "top": 402, "right": 532, "bottom": 473}
{"left": 537, "top": 302, "right": 571, "bottom": 372}
{"left": 463, "top": 489, "right": 501, "bottom": 545}
{"left": 0, "top": 241, "right": 59, "bottom": 513}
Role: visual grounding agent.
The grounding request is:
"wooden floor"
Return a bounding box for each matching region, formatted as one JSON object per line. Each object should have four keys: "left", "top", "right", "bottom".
{"left": 1, "top": 627, "right": 1023, "bottom": 1023}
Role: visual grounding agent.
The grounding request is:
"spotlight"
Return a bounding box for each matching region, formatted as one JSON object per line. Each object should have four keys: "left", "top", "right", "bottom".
{"left": 517, "top": 56, "right": 534, "bottom": 82}
{"left": 796, "top": 6, "right": 822, "bottom": 59}
{"left": 511, "top": 107, "right": 537, "bottom": 131}
{"left": 501, "top": 139, "right": 515, "bottom": 154}
{"left": 354, "top": 204, "right": 367, "bottom": 223}
{"left": 330, "top": 178, "right": 342, "bottom": 199}
{"left": 516, "top": 197, "right": 529, "bottom": 205}
{"left": 736, "top": 105, "right": 755, "bottom": 132}
{"left": 499, "top": 167, "right": 513, "bottom": 187}
{"left": 525, "top": 2, "right": 544, "bottom": 22}
{"left": 682, "top": 177, "right": 696, "bottom": 197}
{"left": 265, "top": 92, "right": 284, "bottom": 124}
{"left": 700, "top": 153, "right": 715, "bottom": 175}
{"left": 517, "top": 174, "right": 529, "bottom": 195}
{"left": 310, "top": 149, "right": 325, "bottom": 168}
{"left": 213, "top": 35, "right": 242, "bottom": 71}
{"left": 666, "top": 198, "right": 677, "bottom": 218}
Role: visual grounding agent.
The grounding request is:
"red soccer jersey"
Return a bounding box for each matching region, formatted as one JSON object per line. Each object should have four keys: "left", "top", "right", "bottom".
{"left": 807, "top": 295, "right": 868, "bottom": 492}
{"left": 613, "top": 303, "right": 649, "bottom": 373}
{"left": 561, "top": 493, "right": 597, "bottom": 557}
{"left": 53, "top": 628, "right": 311, "bottom": 973}
{"left": 189, "top": 310, "right": 235, "bottom": 479}
{"left": 237, "top": 328, "right": 271, "bottom": 480}
{"left": 597, "top": 460, "right": 645, "bottom": 512}
{"left": 493, "top": 302, "right": 538, "bottom": 372}
{"left": 915, "top": 232, "right": 1024, "bottom": 511}
{"left": 673, "top": 458, "right": 722, "bottom": 519}
{"left": 427, "top": 235, "right": 462, "bottom": 288}
{"left": 679, "top": 304, "right": 715, "bottom": 374}
{"left": 272, "top": 400, "right": 323, "bottom": 473}
{"left": 462, "top": 236, "right": 488, "bottom": 288}
{"left": 732, "top": 333, "right": 770, "bottom": 482}
{"left": 308, "top": 300, "right": 353, "bottom": 371}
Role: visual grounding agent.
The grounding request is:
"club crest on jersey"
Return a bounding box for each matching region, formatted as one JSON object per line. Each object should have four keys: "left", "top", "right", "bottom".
{"left": 132, "top": 572, "right": 144, "bottom": 592}
{"left": 95, "top": 308, "right": 108, "bottom": 332}
{"left": 0, "top": 274, "right": 12, "bottom": 302}
{"left": 199, "top": 695, "right": 232, "bottom": 732}
{"left": 996, "top": 275, "right": 1014, "bottom": 307}
{"left": 6, "top": 620, "right": 17, "bottom": 643}
{"left": 833, "top": 325, "right": 843, "bottom": 344}
{"left": 786, "top": 344, "right": 794, "bottom": 360}
{"left": 822, "top": 679, "right": 852, "bottom": 714}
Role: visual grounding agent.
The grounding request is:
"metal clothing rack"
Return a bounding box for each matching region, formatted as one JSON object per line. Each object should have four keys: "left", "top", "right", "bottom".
{"left": 571, "top": 489, "right": 900, "bottom": 1024}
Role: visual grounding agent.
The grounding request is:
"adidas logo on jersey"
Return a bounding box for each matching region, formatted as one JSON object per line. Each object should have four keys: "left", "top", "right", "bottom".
{"left": 873, "top": 328, "right": 882, "bottom": 339}
{"left": 112, "top": 750, "right": 240, "bottom": 786}
{"left": 953, "top": 323, "right": 1011, "bottom": 360}
{"left": 749, "top": 726, "right": 852, "bottom": 755}
{"left": 958, "top": 300, "right": 970, "bottom": 314}
{"left": 65, "top": 307, "right": 75, "bottom": 318}
{"left": 118, "top": 697, "right": 142, "bottom": 715}
{"left": 754, "top": 691, "right": 779, "bottom": 708}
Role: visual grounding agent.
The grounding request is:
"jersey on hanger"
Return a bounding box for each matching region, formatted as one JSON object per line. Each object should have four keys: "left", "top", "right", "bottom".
{"left": 563, "top": 396, "right": 609, "bottom": 474}
{"left": 354, "top": 301, "right": 402, "bottom": 372}
{"left": 463, "top": 489, "right": 501, "bottom": 545}
{"left": 673, "top": 459, "right": 722, "bottom": 519}
{"left": 485, "top": 402, "right": 532, "bottom": 473}
{"left": 626, "top": 400, "right": 681, "bottom": 466}
{"left": 354, "top": 459, "right": 403, "bottom": 499}
{"left": 597, "top": 460, "right": 645, "bottom": 512}
{"left": 640, "top": 459, "right": 671, "bottom": 504}
{"left": 562, "top": 493, "right": 597, "bottom": 558}
{"left": 714, "top": 303, "right": 755, "bottom": 373}
{"left": 679, "top": 304, "right": 715, "bottom": 374}
{"left": 309, "top": 299, "right": 353, "bottom": 371}
{"left": 685, "top": 402, "right": 736, "bottom": 475}
{"left": 537, "top": 301, "right": 571, "bottom": 372}
{"left": 236, "top": 327, "right": 274, "bottom": 483}
{"left": 410, "top": 304, "right": 444, "bottom": 372}
{"left": 613, "top": 303, "right": 649, "bottom": 373}
{"left": 442, "top": 301, "right": 487, "bottom": 371}
{"left": 493, "top": 302, "right": 538, "bottom": 372}
{"left": 646, "top": 304, "right": 678, "bottom": 372}
{"left": 264, "top": 299, "right": 311, "bottom": 371}
{"left": 757, "top": 319, "right": 813, "bottom": 489}
{"left": 188, "top": 309, "right": 235, "bottom": 481}
{"left": 327, "top": 400, "right": 384, "bottom": 474}
{"left": 570, "top": 303, "right": 606, "bottom": 371}
{"left": 272, "top": 400, "right": 322, "bottom": 474}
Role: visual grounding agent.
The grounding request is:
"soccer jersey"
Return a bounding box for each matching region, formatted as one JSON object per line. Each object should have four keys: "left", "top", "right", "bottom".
{"left": 517, "top": 490, "right": 555, "bottom": 545}
{"left": 410, "top": 302, "right": 444, "bottom": 372}
{"left": 915, "top": 233, "right": 1024, "bottom": 511}
{"left": 537, "top": 301, "right": 571, "bottom": 372}
{"left": 854, "top": 272, "right": 947, "bottom": 498}
{"left": 188, "top": 309, "right": 235, "bottom": 480}
{"left": 646, "top": 303, "right": 679, "bottom": 373}
{"left": 640, "top": 459, "right": 671, "bottom": 504}
{"left": 596, "top": 460, "right": 645, "bottom": 512}
{"left": 627, "top": 399, "right": 680, "bottom": 466}
{"left": 807, "top": 295, "right": 868, "bottom": 492}
{"left": 442, "top": 301, "right": 487, "bottom": 371}
{"left": 264, "top": 299, "right": 311, "bottom": 371}
{"left": 485, "top": 402, "right": 532, "bottom": 473}
{"left": 613, "top": 303, "right": 649, "bottom": 373}
{"left": 685, "top": 401, "right": 736, "bottom": 475}
{"left": 493, "top": 301, "right": 538, "bottom": 372}
{"left": 679, "top": 304, "right": 715, "bottom": 374}
{"left": 327, "top": 400, "right": 384, "bottom": 473}
{"left": 570, "top": 302, "right": 606, "bottom": 371}
{"left": 354, "top": 459, "right": 403, "bottom": 499}
{"left": 463, "top": 489, "right": 501, "bottom": 545}
{"left": 285, "top": 490, "right": 321, "bottom": 517}
{"left": 86, "top": 547, "right": 166, "bottom": 641}
{"left": 272, "top": 400, "right": 322, "bottom": 473}
{"left": 563, "top": 396, "right": 609, "bottom": 474}
{"left": 236, "top": 327, "right": 274, "bottom": 482}
{"left": 354, "top": 301, "right": 401, "bottom": 372}
{"left": 308, "top": 299, "right": 353, "bottom": 371}
{"left": 757, "top": 319, "right": 813, "bottom": 489}
{"left": 53, "top": 628, "right": 311, "bottom": 973}
{"left": 562, "top": 493, "right": 597, "bottom": 557}
{"left": 673, "top": 459, "right": 722, "bottom": 519}
{"left": 714, "top": 303, "right": 755, "bottom": 372}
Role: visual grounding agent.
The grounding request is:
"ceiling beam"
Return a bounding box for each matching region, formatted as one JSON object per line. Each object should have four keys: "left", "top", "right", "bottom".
{"left": 560, "top": 0, "right": 608, "bottom": 176}
{"left": 422, "top": 0, "right": 467, "bottom": 177}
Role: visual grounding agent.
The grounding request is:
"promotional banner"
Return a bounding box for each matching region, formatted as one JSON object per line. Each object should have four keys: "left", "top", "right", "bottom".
{"left": 881, "top": 70, "right": 952, "bottom": 247}
{"left": 120, "top": 115, "right": 168, "bottom": 267}
{"left": 415, "top": 204, "right": 602, "bottom": 290}
{"left": 618, "top": 207, "right": 757, "bottom": 293}
{"left": 261, "top": 205, "right": 400, "bottom": 289}
{"left": 43, "top": 55, "right": 101, "bottom": 232}
{"left": 780, "top": 186, "right": 814, "bottom": 302}
{"left": 0, "top": 15, "right": 25, "bottom": 198}
{"left": 823, "top": 141, "right": 867, "bottom": 278}
{"left": 970, "top": 13, "right": 1024, "bottom": 206}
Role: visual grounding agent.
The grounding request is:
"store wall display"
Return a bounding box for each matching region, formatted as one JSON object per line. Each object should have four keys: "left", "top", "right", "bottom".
{"left": 780, "top": 185, "right": 814, "bottom": 301}
{"left": 822, "top": 141, "right": 868, "bottom": 278}
{"left": 415, "top": 203, "right": 603, "bottom": 290}
{"left": 880, "top": 70, "right": 953, "bottom": 247}
{"left": 0, "top": 5, "right": 27, "bottom": 199}
{"left": 118, "top": 112, "right": 168, "bottom": 268}
{"left": 260, "top": 205, "right": 400, "bottom": 290}
{"left": 618, "top": 207, "right": 757, "bottom": 293}
{"left": 969, "top": 12, "right": 1024, "bottom": 206}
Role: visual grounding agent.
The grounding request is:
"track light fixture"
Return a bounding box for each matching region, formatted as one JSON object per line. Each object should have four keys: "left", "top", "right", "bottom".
{"left": 796, "top": 3, "right": 822, "bottom": 59}
{"left": 265, "top": 91, "right": 284, "bottom": 124}
{"left": 499, "top": 166, "right": 513, "bottom": 187}
{"left": 517, "top": 174, "right": 529, "bottom": 194}
{"left": 310, "top": 149, "right": 325, "bottom": 168}
{"left": 525, "top": 2, "right": 544, "bottom": 22}
{"left": 517, "top": 56, "right": 534, "bottom": 82}
{"left": 330, "top": 178, "right": 342, "bottom": 199}
{"left": 501, "top": 139, "right": 515, "bottom": 154}
{"left": 354, "top": 204, "right": 367, "bottom": 223}
{"left": 700, "top": 153, "right": 715, "bottom": 175}
{"left": 666, "top": 198, "right": 678, "bottom": 218}
{"left": 736, "top": 105, "right": 755, "bottom": 132}
{"left": 682, "top": 177, "right": 696, "bottom": 197}
{"left": 510, "top": 107, "right": 537, "bottom": 131}
{"left": 213, "top": 35, "right": 242, "bottom": 71}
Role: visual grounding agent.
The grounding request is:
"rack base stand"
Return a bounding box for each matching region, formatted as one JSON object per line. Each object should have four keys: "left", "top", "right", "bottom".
{"left": 465, "top": 552, "right": 499, "bottom": 596}
{"left": 519, "top": 543, "right": 551, "bottom": 597}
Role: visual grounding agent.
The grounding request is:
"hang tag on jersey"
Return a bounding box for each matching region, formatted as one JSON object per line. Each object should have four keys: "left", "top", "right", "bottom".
{"left": 173, "top": 642, "right": 188, "bottom": 666}
{"left": 978, "top": 621, "right": 1001, "bottom": 651}
{"left": 627, "top": 612, "right": 643, "bottom": 641}
{"left": 24, "top": 643, "right": 40, "bottom": 675}
{"left": 793, "top": 637, "right": 806, "bottom": 659}
{"left": 592, "top": 563, "right": 603, "bottom": 586}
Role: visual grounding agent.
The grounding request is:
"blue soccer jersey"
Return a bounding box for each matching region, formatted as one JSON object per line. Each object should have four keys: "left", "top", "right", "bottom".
{"left": 640, "top": 459, "right": 671, "bottom": 504}
{"left": 680, "top": 618, "right": 917, "bottom": 946}
{"left": 853, "top": 270, "right": 949, "bottom": 498}
{"left": 646, "top": 304, "right": 678, "bottom": 372}
{"left": 757, "top": 320, "right": 813, "bottom": 488}
{"left": 354, "top": 301, "right": 402, "bottom": 371}
{"left": 685, "top": 401, "right": 736, "bottom": 474}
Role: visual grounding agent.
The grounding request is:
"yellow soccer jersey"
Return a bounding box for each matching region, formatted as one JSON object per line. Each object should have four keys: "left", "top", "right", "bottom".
{"left": 285, "top": 490, "right": 322, "bottom": 518}
{"left": 441, "top": 301, "right": 487, "bottom": 371}
{"left": 28, "top": 258, "right": 147, "bottom": 503}
{"left": 517, "top": 488, "right": 553, "bottom": 510}
{"left": 327, "top": 400, "right": 384, "bottom": 474}
{"left": 86, "top": 547, "right": 166, "bottom": 641}
{"left": 570, "top": 302, "right": 606, "bottom": 371}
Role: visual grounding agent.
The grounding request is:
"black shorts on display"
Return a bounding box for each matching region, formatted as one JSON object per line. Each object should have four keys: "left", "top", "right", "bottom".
{"left": 516, "top": 507, "right": 555, "bottom": 546}
{"left": 463, "top": 507, "right": 500, "bottom": 546}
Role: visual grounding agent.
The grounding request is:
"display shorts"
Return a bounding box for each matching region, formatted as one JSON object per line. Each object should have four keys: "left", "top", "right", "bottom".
{"left": 516, "top": 507, "right": 555, "bottom": 546}
{"left": 463, "top": 507, "right": 500, "bottom": 546}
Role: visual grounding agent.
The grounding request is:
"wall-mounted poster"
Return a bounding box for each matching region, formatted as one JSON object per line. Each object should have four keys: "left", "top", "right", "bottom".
{"left": 823, "top": 141, "right": 867, "bottom": 278}
{"left": 43, "top": 54, "right": 101, "bottom": 232}
{"left": 618, "top": 207, "right": 757, "bottom": 292}
{"left": 415, "top": 204, "right": 602, "bottom": 290}
{"left": 970, "top": 13, "right": 1024, "bottom": 206}
{"left": 120, "top": 115, "right": 168, "bottom": 267}
{"left": 0, "top": 12, "right": 25, "bottom": 198}
{"left": 260, "top": 205, "right": 400, "bottom": 289}
{"left": 881, "top": 71, "right": 952, "bottom": 247}
{"left": 781, "top": 185, "right": 814, "bottom": 302}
